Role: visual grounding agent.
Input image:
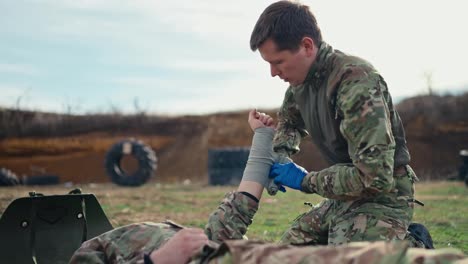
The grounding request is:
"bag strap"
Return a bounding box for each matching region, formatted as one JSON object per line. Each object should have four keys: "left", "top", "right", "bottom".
{"left": 68, "top": 188, "right": 88, "bottom": 242}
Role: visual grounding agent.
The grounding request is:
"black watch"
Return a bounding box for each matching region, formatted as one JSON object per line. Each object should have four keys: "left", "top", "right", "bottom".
{"left": 144, "top": 253, "right": 154, "bottom": 264}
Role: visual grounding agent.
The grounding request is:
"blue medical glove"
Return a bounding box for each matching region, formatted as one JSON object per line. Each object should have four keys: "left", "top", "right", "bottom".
{"left": 269, "top": 162, "right": 307, "bottom": 191}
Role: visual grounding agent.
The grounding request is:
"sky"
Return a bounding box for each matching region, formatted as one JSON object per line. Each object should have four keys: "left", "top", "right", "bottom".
{"left": 1, "top": 0, "right": 467, "bottom": 115}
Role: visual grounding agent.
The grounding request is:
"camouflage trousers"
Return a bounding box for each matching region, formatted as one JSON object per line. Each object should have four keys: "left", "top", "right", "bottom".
{"left": 280, "top": 197, "right": 413, "bottom": 245}
{"left": 281, "top": 165, "right": 419, "bottom": 246}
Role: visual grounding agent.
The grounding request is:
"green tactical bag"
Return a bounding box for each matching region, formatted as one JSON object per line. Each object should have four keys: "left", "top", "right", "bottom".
{"left": 0, "top": 189, "right": 113, "bottom": 264}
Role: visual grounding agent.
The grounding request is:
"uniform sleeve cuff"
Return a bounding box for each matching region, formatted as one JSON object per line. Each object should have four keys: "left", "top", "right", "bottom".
{"left": 239, "top": 191, "right": 259, "bottom": 203}
{"left": 301, "top": 172, "right": 317, "bottom": 193}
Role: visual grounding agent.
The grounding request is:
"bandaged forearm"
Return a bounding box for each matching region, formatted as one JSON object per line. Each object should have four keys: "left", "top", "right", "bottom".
{"left": 242, "top": 127, "right": 276, "bottom": 186}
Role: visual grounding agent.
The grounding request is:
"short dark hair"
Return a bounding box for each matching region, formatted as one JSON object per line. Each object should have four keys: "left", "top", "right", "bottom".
{"left": 250, "top": 1, "right": 322, "bottom": 52}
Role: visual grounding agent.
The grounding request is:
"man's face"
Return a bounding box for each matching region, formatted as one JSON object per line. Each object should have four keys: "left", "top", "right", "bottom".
{"left": 258, "top": 38, "right": 315, "bottom": 86}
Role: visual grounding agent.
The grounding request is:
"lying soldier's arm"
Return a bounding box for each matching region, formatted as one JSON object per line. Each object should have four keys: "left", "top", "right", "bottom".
{"left": 205, "top": 110, "right": 276, "bottom": 243}
{"left": 204, "top": 191, "right": 260, "bottom": 243}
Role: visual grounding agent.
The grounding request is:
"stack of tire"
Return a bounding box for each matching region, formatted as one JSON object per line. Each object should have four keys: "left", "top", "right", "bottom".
{"left": 105, "top": 138, "right": 157, "bottom": 187}
{"left": 0, "top": 168, "right": 59, "bottom": 186}
{"left": 0, "top": 168, "right": 20, "bottom": 186}
{"left": 208, "top": 147, "right": 250, "bottom": 186}
{"left": 459, "top": 150, "right": 468, "bottom": 186}
{"left": 23, "top": 175, "right": 59, "bottom": 185}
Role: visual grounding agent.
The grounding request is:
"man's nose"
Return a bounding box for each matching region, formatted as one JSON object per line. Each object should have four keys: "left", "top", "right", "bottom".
{"left": 270, "top": 65, "right": 280, "bottom": 77}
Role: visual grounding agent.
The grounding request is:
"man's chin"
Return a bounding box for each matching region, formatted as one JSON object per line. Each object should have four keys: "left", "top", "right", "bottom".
{"left": 281, "top": 78, "right": 302, "bottom": 86}
{"left": 289, "top": 81, "right": 301, "bottom": 86}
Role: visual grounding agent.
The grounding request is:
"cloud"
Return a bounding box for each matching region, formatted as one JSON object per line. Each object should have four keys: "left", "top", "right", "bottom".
{"left": 0, "top": 63, "right": 39, "bottom": 76}
{"left": 0, "top": 84, "right": 29, "bottom": 97}
{"left": 1, "top": 0, "right": 467, "bottom": 115}
{"left": 165, "top": 58, "right": 259, "bottom": 74}
{"left": 108, "top": 71, "right": 286, "bottom": 115}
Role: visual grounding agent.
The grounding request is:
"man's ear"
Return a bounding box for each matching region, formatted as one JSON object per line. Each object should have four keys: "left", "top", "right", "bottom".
{"left": 301, "top": 37, "right": 316, "bottom": 56}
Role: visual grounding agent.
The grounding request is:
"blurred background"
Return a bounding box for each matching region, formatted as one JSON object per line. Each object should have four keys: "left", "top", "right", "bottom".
{"left": 1, "top": 0, "right": 467, "bottom": 185}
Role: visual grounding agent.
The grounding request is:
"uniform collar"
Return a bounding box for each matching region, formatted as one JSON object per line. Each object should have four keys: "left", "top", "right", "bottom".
{"left": 305, "top": 41, "right": 333, "bottom": 83}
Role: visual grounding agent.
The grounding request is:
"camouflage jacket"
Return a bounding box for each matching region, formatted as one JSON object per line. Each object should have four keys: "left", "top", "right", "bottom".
{"left": 273, "top": 42, "right": 411, "bottom": 199}
{"left": 69, "top": 192, "right": 258, "bottom": 263}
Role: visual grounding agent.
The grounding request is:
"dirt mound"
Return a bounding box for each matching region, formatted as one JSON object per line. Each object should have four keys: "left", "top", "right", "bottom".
{"left": 396, "top": 93, "right": 468, "bottom": 179}
{"left": 1, "top": 92, "right": 467, "bottom": 183}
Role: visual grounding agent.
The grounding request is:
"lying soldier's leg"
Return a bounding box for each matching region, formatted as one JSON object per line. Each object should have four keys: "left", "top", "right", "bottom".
{"left": 279, "top": 199, "right": 334, "bottom": 245}
{"left": 205, "top": 240, "right": 466, "bottom": 264}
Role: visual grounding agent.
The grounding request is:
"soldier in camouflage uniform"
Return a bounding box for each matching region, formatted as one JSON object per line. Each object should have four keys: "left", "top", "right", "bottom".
{"left": 69, "top": 1, "right": 450, "bottom": 260}
{"left": 249, "top": 1, "right": 423, "bottom": 246}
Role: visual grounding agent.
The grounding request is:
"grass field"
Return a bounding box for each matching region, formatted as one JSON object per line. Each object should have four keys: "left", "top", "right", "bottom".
{"left": 0, "top": 181, "right": 466, "bottom": 254}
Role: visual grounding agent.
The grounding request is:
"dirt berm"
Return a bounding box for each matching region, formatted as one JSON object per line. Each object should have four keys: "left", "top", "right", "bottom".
{"left": 0, "top": 92, "right": 467, "bottom": 183}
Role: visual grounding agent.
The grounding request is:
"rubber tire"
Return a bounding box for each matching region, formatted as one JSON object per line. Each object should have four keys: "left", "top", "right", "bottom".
{"left": 23, "top": 175, "right": 60, "bottom": 186}
{"left": 105, "top": 139, "right": 157, "bottom": 187}
{"left": 208, "top": 147, "right": 250, "bottom": 186}
{"left": 208, "top": 148, "right": 250, "bottom": 168}
{"left": 0, "top": 168, "right": 20, "bottom": 186}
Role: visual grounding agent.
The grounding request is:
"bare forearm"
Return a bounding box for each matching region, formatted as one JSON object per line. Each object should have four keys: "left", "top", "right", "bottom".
{"left": 238, "top": 181, "right": 264, "bottom": 200}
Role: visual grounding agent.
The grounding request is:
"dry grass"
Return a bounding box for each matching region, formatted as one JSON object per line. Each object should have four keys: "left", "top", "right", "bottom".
{"left": 0, "top": 181, "right": 466, "bottom": 253}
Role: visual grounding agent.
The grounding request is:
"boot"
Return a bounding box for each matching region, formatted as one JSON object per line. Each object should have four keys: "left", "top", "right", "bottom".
{"left": 407, "top": 222, "right": 435, "bottom": 249}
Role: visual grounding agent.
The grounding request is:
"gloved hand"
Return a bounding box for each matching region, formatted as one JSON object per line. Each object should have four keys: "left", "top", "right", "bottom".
{"left": 269, "top": 162, "right": 308, "bottom": 191}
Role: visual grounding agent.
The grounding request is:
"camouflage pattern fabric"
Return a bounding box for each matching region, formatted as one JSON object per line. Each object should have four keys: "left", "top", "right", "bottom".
{"left": 69, "top": 221, "right": 181, "bottom": 263}
{"left": 282, "top": 166, "right": 418, "bottom": 246}
{"left": 208, "top": 240, "right": 466, "bottom": 264}
{"left": 273, "top": 41, "right": 411, "bottom": 198}
{"left": 272, "top": 87, "right": 308, "bottom": 157}
{"left": 271, "top": 41, "right": 420, "bottom": 246}
{"left": 205, "top": 191, "right": 259, "bottom": 243}
{"left": 69, "top": 191, "right": 257, "bottom": 263}
{"left": 69, "top": 224, "right": 467, "bottom": 264}
{"left": 285, "top": 164, "right": 418, "bottom": 247}
{"left": 69, "top": 191, "right": 466, "bottom": 264}
{"left": 279, "top": 188, "right": 412, "bottom": 245}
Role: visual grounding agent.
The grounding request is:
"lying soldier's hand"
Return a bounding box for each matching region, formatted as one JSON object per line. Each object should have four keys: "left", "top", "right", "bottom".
{"left": 248, "top": 109, "right": 275, "bottom": 131}
{"left": 150, "top": 228, "right": 208, "bottom": 264}
{"left": 269, "top": 162, "right": 307, "bottom": 191}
